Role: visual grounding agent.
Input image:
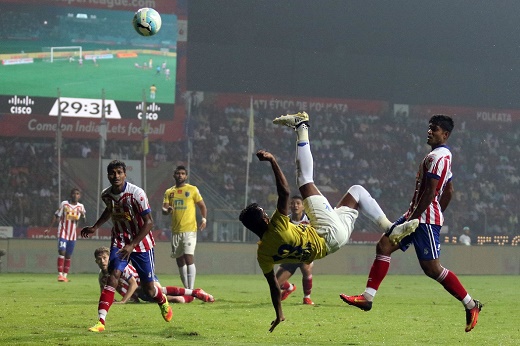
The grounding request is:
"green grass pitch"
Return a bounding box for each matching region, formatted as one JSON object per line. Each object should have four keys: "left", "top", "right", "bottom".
{"left": 0, "top": 274, "right": 517, "bottom": 345}
{"left": 0, "top": 55, "right": 176, "bottom": 104}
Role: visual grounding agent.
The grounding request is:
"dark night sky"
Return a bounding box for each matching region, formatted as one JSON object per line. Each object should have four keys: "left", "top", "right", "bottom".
{"left": 187, "top": 0, "right": 520, "bottom": 109}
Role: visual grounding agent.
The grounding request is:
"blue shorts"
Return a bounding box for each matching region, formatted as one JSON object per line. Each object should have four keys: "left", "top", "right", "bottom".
{"left": 394, "top": 217, "right": 442, "bottom": 261}
{"left": 58, "top": 238, "right": 76, "bottom": 256}
{"left": 108, "top": 247, "right": 157, "bottom": 284}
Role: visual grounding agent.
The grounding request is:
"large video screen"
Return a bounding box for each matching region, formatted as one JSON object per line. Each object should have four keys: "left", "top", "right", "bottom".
{"left": 0, "top": 0, "right": 178, "bottom": 122}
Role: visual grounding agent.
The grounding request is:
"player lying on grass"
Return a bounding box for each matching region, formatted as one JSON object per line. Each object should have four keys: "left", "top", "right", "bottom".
{"left": 239, "top": 112, "right": 418, "bottom": 332}
{"left": 94, "top": 246, "right": 214, "bottom": 304}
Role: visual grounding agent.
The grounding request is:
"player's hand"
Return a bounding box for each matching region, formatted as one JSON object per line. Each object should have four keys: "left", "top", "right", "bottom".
{"left": 269, "top": 316, "right": 285, "bottom": 332}
{"left": 116, "top": 244, "right": 133, "bottom": 261}
{"left": 81, "top": 226, "right": 95, "bottom": 238}
{"left": 256, "top": 150, "right": 274, "bottom": 162}
{"left": 199, "top": 218, "right": 207, "bottom": 231}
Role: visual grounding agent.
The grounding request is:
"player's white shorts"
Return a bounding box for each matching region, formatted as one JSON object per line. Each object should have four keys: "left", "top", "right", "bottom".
{"left": 304, "top": 195, "right": 358, "bottom": 254}
{"left": 171, "top": 231, "right": 197, "bottom": 257}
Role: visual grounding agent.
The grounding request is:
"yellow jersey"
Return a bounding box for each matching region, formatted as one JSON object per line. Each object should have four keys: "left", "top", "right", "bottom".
{"left": 257, "top": 210, "right": 327, "bottom": 274}
{"left": 163, "top": 184, "right": 203, "bottom": 233}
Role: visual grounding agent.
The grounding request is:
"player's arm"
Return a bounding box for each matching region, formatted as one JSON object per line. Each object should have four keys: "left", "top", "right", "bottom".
{"left": 407, "top": 176, "right": 438, "bottom": 220}
{"left": 439, "top": 180, "right": 453, "bottom": 212}
{"left": 256, "top": 150, "right": 290, "bottom": 215}
{"left": 263, "top": 269, "right": 285, "bottom": 332}
{"left": 117, "top": 212, "right": 154, "bottom": 260}
{"left": 116, "top": 277, "right": 139, "bottom": 304}
{"left": 196, "top": 199, "right": 207, "bottom": 230}
{"left": 81, "top": 207, "right": 111, "bottom": 238}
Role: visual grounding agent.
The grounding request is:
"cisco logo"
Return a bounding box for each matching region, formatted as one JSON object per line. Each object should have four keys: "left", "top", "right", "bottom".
{"left": 136, "top": 102, "right": 161, "bottom": 120}
{"left": 9, "top": 95, "right": 34, "bottom": 114}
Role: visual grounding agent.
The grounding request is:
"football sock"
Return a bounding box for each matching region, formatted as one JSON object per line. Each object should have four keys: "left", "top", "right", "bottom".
{"left": 347, "top": 185, "right": 392, "bottom": 230}
{"left": 303, "top": 275, "right": 313, "bottom": 296}
{"left": 296, "top": 140, "right": 314, "bottom": 188}
{"left": 364, "top": 254, "right": 391, "bottom": 300}
{"left": 57, "top": 255, "right": 65, "bottom": 274}
{"left": 280, "top": 281, "right": 291, "bottom": 290}
{"left": 64, "top": 258, "right": 71, "bottom": 276}
{"left": 163, "top": 286, "right": 186, "bottom": 296}
{"left": 151, "top": 286, "right": 167, "bottom": 305}
{"left": 98, "top": 285, "right": 116, "bottom": 323}
{"left": 187, "top": 264, "right": 196, "bottom": 289}
{"left": 178, "top": 264, "right": 188, "bottom": 288}
{"left": 183, "top": 295, "right": 194, "bottom": 303}
{"left": 436, "top": 268, "right": 469, "bottom": 303}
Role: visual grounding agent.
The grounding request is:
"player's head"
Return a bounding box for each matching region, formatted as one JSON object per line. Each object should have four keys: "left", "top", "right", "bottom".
{"left": 290, "top": 195, "right": 304, "bottom": 215}
{"left": 107, "top": 160, "right": 127, "bottom": 187}
{"left": 107, "top": 160, "right": 126, "bottom": 173}
{"left": 70, "top": 188, "right": 81, "bottom": 202}
{"left": 174, "top": 165, "right": 188, "bottom": 185}
{"left": 94, "top": 246, "right": 110, "bottom": 271}
{"left": 428, "top": 114, "right": 454, "bottom": 147}
{"left": 239, "top": 203, "right": 269, "bottom": 237}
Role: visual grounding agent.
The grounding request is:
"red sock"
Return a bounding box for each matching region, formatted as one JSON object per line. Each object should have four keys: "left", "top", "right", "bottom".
{"left": 165, "top": 286, "right": 185, "bottom": 296}
{"left": 150, "top": 286, "right": 167, "bottom": 305}
{"left": 57, "top": 256, "right": 64, "bottom": 273}
{"left": 437, "top": 268, "right": 467, "bottom": 301}
{"left": 302, "top": 275, "right": 312, "bottom": 296}
{"left": 183, "top": 295, "right": 194, "bottom": 303}
{"left": 366, "top": 255, "right": 391, "bottom": 290}
{"left": 280, "top": 281, "right": 291, "bottom": 290}
{"left": 64, "top": 258, "right": 71, "bottom": 274}
{"left": 98, "top": 285, "right": 116, "bottom": 322}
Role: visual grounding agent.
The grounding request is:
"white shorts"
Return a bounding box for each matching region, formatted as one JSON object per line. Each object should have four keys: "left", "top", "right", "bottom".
{"left": 303, "top": 195, "right": 358, "bottom": 254}
{"left": 171, "top": 232, "right": 197, "bottom": 258}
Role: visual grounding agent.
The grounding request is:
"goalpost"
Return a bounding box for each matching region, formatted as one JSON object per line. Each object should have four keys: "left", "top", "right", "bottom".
{"left": 42, "top": 46, "right": 83, "bottom": 63}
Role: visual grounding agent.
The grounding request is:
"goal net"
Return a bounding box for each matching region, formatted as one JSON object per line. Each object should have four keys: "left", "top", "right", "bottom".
{"left": 42, "top": 46, "right": 83, "bottom": 63}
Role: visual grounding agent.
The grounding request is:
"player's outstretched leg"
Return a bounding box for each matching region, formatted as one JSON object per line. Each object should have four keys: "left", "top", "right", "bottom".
{"left": 273, "top": 111, "right": 309, "bottom": 129}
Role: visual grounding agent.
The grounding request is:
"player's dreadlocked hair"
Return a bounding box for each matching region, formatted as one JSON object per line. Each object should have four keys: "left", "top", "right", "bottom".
{"left": 239, "top": 203, "right": 266, "bottom": 237}
{"left": 430, "top": 114, "right": 454, "bottom": 133}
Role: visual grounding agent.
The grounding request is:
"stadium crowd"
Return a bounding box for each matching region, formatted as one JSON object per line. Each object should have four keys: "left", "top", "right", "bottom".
{"left": 1, "top": 103, "right": 518, "bottom": 240}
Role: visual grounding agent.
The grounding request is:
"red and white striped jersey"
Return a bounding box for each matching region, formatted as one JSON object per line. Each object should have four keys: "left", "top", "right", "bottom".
{"left": 117, "top": 264, "right": 140, "bottom": 296}
{"left": 55, "top": 201, "right": 85, "bottom": 241}
{"left": 404, "top": 145, "right": 452, "bottom": 225}
{"left": 101, "top": 182, "right": 155, "bottom": 252}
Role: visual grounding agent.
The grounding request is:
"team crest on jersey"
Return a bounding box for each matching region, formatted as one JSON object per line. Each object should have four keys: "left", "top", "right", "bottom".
{"left": 185, "top": 192, "right": 190, "bottom": 197}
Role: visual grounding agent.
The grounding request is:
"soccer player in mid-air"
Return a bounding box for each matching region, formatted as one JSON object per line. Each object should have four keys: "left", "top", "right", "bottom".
{"left": 239, "top": 111, "right": 418, "bottom": 332}
{"left": 82, "top": 160, "right": 172, "bottom": 332}
{"left": 340, "top": 114, "right": 483, "bottom": 333}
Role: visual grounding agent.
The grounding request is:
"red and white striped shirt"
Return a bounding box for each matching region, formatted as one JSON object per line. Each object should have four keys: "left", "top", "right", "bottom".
{"left": 404, "top": 145, "right": 452, "bottom": 225}
{"left": 101, "top": 182, "right": 155, "bottom": 252}
{"left": 55, "top": 201, "right": 85, "bottom": 241}
{"left": 117, "top": 264, "right": 140, "bottom": 296}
